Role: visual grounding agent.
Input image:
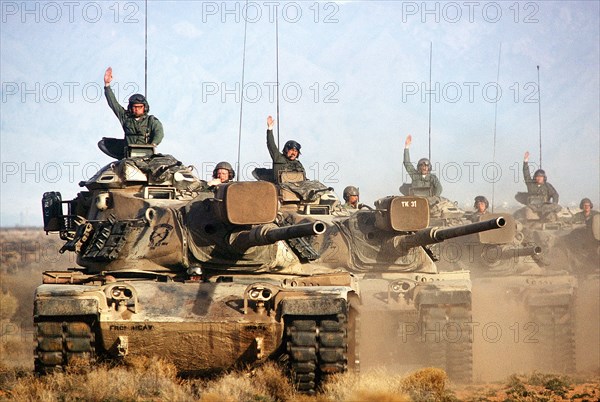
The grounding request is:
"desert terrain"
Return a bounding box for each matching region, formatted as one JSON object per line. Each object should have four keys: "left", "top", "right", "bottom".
{"left": 1, "top": 228, "right": 598, "bottom": 401}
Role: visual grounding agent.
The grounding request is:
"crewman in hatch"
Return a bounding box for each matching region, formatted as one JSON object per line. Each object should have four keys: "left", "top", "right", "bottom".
{"left": 403, "top": 134, "right": 442, "bottom": 197}
{"left": 343, "top": 186, "right": 360, "bottom": 210}
{"left": 266, "top": 115, "right": 305, "bottom": 183}
{"left": 207, "top": 161, "right": 235, "bottom": 186}
{"left": 99, "top": 67, "right": 164, "bottom": 159}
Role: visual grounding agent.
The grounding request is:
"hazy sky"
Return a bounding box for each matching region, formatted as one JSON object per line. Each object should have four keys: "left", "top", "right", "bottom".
{"left": 1, "top": 0, "right": 599, "bottom": 226}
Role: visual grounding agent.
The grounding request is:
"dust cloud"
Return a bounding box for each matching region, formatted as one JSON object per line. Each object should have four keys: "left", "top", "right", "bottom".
{"left": 1, "top": 228, "right": 598, "bottom": 386}
{"left": 575, "top": 277, "right": 600, "bottom": 374}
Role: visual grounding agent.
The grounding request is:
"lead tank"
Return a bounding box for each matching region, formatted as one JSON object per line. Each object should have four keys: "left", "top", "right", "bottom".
{"left": 37, "top": 151, "right": 361, "bottom": 395}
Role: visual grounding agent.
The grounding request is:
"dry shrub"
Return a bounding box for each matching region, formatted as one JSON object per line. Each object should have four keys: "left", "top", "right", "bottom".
{"left": 0, "top": 364, "right": 31, "bottom": 395}
{"left": 288, "top": 394, "right": 331, "bottom": 402}
{"left": 4, "top": 371, "right": 57, "bottom": 402}
{"left": 400, "top": 367, "right": 456, "bottom": 402}
{"left": 526, "top": 371, "right": 571, "bottom": 396}
{"left": 6, "top": 357, "right": 195, "bottom": 401}
{"left": 503, "top": 372, "right": 574, "bottom": 401}
{"left": 250, "top": 361, "right": 294, "bottom": 399}
{"left": 320, "top": 368, "right": 410, "bottom": 401}
{"left": 196, "top": 362, "right": 294, "bottom": 402}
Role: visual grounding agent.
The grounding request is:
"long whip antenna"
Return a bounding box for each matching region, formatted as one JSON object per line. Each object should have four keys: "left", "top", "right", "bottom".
{"left": 491, "top": 43, "right": 502, "bottom": 213}
{"left": 236, "top": 0, "right": 249, "bottom": 180}
{"left": 537, "top": 65, "right": 542, "bottom": 169}
{"left": 275, "top": 8, "right": 280, "bottom": 147}
{"left": 144, "top": 0, "right": 148, "bottom": 96}
{"left": 428, "top": 42, "right": 432, "bottom": 161}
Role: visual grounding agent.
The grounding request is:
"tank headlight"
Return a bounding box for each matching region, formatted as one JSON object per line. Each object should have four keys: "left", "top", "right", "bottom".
{"left": 248, "top": 286, "right": 274, "bottom": 302}
{"left": 105, "top": 285, "right": 134, "bottom": 301}
{"left": 390, "top": 280, "right": 415, "bottom": 293}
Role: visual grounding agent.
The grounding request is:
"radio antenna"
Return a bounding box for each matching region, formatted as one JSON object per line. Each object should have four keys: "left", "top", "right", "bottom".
{"left": 275, "top": 9, "right": 281, "bottom": 147}
{"left": 236, "top": 0, "right": 249, "bottom": 181}
{"left": 491, "top": 43, "right": 502, "bottom": 213}
{"left": 144, "top": 0, "right": 148, "bottom": 96}
{"left": 537, "top": 65, "right": 542, "bottom": 169}
{"left": 428, "top": 41, "right": 432, "bottom": 161}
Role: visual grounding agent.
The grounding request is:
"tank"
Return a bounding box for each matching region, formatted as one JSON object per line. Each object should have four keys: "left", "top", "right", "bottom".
{"left": 37, "top": 151, "right": 360, "bottom": 395}
{"left": 266, "top": 175, "right": 506, "bottom": 383}
{"left": 508, "top": 203, "right": 596, "bottom": 373}
{"left": 436, "top": 205, "right": 579, "bottom": 376}
{"left": 555, "top": 214, "right": 600, "bottom": 275}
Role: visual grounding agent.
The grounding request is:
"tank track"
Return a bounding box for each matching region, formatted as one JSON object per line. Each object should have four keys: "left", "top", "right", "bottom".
{"left": 420, "top": 304, "right": 473, "bottom": 383}
{"left": 286, "top": 314, "right": 348, "bottom": 395}
{"left": 34, "top": 318, "right": 96, "bottom": 374}
{"left": 529, "top": 305, "right": 576, "bottom": 373}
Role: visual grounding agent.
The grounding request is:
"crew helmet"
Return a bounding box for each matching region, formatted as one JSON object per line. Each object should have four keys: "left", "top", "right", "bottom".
{"left": 417, "top": 158, "right": 431, "bottom": 169}
{"left": 283, "top": 140, "right": 302, "bottom": 155}
{"left": 533, "top": 169, "right": 547, "bottom": 182}
{"left": 343, "top": 186, "right": 359, "bottom": 202}
{"left": 212, "top": 161, "right": 235, "bottom": 180}
{"left": 474, "top": 195, "right": 489, "bottom": 209}
{"left": 580, "top": 197, "right": 593, "bottom": 209}
{"left": 127, "top": 93, "right": 149, "bottom": 114}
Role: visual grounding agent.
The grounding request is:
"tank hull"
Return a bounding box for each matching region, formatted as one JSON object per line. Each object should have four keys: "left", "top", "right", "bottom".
{"left": 34, "top": 280, "right": 355, "bottom": 376}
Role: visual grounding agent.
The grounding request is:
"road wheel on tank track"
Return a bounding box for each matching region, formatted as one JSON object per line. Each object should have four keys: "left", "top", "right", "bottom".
{"left": 34, "top": 319, "right": 96, "bottom": 374}
{"left": 529, "top": 305, "right": 576, "bottom": 373}
{"left": 420, "top": 304, "right": 473, "bottom": 383}
{"left": 286, "top": 314, "right": 348, "bottom": 395}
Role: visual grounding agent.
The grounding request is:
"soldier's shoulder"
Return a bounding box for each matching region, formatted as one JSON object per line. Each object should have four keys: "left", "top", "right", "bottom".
{"left": 147, "top": 115, "right": 162, "bottom": 123}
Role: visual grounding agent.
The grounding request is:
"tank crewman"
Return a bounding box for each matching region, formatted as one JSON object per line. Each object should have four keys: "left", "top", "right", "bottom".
{"left": 207, "top": 161, "right": 235, "bottom": 186}
{"left": 468, "top": 195, "right": 489, "bottom": 222}
{"left": 342, "top": 186, "right": 360, "bottom": 210}
{"left": 571, "top": 198, "right": 599, "bottom": 225}
{"left": 102, "top": 67, "right": 164, "bottom": 150}
{"left": 521, "top": 151, "right": 559, "bottom": 207}
{"left": 403, "top": 134, "right": 442, "bottom": 196}
{"left": 266, "top": 115, "right": 305, "bottom": 183}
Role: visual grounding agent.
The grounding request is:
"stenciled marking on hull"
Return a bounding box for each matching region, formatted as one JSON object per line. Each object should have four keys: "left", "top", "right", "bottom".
{"left": 109, "top": 324, "right": 155, "bottom": 331}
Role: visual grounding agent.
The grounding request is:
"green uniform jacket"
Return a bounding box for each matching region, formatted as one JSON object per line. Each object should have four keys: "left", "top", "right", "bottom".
{"left": 403, "top": 149, "right": 442, "bottom": 196}
{"left": 104, "top": 86, "right": 164, "bottom": 145}
{"left": 522, "top": 162, "right": 559, "bottom": 204}
{"left": 468, "top": 211, "right": 487, "bottom": 223}
{"left": 267, "top": 129, "right": 305, "bottom": 182}
{"left": 571, "top": 210, "right": 599, "bottom": 225}
{"left": 343, "top": 202, "right": 358, "bottom": 210}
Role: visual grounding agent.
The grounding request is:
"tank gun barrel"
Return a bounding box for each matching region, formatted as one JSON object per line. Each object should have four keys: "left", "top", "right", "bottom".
{"left": 229, "top": 221, "right": 326, "bottom": 251}
{"left": 396, "top": 217, "right": 506, "bottom": 249}
{"left": 499, "top": 245, "right": 542, "bottom": 259}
